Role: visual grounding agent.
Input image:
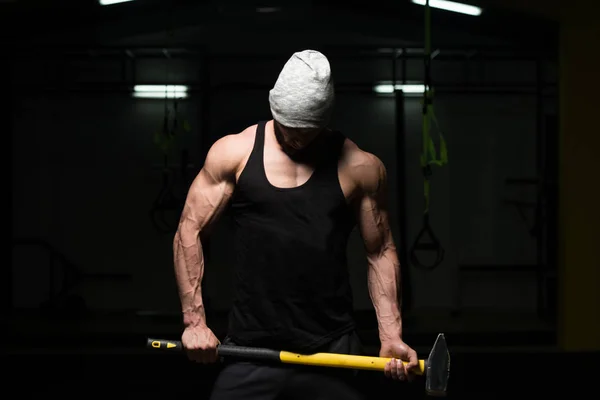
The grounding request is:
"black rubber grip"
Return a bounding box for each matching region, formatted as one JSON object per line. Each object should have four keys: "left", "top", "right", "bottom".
{"left": 218, "top": 345, "right": 281, "bottom": 362}
{"left": 146, "top": 338, "right": 281, "bottom": 363}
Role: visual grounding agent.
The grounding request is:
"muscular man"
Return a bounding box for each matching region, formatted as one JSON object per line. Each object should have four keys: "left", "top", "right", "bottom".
{"left": 173, "top": 50, "right": 419, "bottom": 399}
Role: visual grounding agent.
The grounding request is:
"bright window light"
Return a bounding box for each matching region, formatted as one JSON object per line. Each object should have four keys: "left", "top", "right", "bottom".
{"left": 373, "top": 84, "right": 426, "bottom": 94}
{"left": 99, "top": 0, "right": 135, "bottom": 6}
{"left": 133, "top": 85, "right": 189, "bottom": 99}
{"left": 411, "top": 0, "right": 482, "bottom": 16}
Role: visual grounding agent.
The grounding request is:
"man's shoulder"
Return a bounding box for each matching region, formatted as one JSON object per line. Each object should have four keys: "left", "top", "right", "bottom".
{"left": 210, "top": 124, "right": 257, "bottom": 160}
{"left": 205, "top": 124, "right": 258, "bottom": 177}
{"left": 340, "top": 139, "right": 386, "bottom": 193}
{"left": 212, "top": 124, "right": 257, "bottom": 154}
{"left": 341, "top": 138, "right": 385, "bottom": 172}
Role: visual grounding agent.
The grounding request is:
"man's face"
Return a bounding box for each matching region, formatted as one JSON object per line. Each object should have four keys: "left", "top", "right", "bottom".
{"left": 274, "top": 121, "right": 322, "bottom": 156}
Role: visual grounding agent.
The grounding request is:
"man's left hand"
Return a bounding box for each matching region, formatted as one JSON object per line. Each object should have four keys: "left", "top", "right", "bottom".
{"left": 380, "top": 339, "right": 419, "bottom": 382}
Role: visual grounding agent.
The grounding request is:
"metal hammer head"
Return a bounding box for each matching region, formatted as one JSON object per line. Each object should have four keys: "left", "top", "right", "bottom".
{"left": 425, "top": 333, "right": 451, "bottom": 397}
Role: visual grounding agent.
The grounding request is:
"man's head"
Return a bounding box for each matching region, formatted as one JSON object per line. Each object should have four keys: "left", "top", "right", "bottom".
{"left": 269, "top": 50, "right": 334, "bottom": 154}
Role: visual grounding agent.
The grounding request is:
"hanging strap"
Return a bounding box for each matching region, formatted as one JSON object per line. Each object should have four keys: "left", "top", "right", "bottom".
{"left": 409, "top": 0, "right": 448, "bottom": 270}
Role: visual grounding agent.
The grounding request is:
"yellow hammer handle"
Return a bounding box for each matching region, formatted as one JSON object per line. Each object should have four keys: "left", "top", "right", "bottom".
{"left": 146, "top": 338, "right": 426, "bottom": 375}
{"left": 279, "top": 351, "right": 425, "bottom": 375}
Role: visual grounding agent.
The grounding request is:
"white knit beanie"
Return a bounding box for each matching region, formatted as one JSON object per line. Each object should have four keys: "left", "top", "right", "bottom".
{"left": 269, "top": 50, "right": 335, "bottom": 129}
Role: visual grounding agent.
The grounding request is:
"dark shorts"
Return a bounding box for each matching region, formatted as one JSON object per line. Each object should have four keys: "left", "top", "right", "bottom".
{"left": 208, "top": 331, "right": 367, "bottom": 400}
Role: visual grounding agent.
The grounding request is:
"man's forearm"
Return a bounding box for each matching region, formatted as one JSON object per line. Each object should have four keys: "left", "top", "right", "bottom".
{"left": 367, "top": 249, "right": 403, "bottom": 342}
{"left": 173, "top": 230, "right": 207, "bottom": 327}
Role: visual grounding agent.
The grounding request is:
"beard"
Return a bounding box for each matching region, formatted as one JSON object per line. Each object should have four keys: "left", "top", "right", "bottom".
{"left": 273, "top": 122, "right": 310, "bottom": 160}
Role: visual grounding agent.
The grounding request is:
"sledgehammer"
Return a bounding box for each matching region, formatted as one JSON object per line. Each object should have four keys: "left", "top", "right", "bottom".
{"left": 146, "top": 333, "right": 450, "bottom": 397}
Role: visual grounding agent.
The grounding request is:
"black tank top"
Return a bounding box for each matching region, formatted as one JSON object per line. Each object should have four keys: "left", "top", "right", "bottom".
{"left": 227, "top": 121, "right": 356, "bottom": 353}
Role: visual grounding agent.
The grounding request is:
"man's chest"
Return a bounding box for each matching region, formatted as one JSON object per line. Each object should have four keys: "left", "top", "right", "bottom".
{"left": 263, "top": 153, "right": 359, "bottom": 202}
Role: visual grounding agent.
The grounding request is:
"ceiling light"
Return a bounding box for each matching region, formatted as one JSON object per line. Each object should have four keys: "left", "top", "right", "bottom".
{"left": 373, "top": 84, "right": 426, "bottom": 94}
{"left": 133, "top": 85, "right": 189, "bottom": 99}
{"left": 411, "top": 0, "right": 482, "bottom": 16}
{"left": 99, "top": 0, "right": 135, "bottom": 6}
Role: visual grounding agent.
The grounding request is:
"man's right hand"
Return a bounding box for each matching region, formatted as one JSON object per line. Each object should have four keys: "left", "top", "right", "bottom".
{"left": 181, "top": 325, "right": 220, "bottom": 363}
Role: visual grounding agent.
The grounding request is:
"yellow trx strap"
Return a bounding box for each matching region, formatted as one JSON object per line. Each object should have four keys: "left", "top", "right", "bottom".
{"left": 409, "top": 0, "right": 448, "bottom": 270}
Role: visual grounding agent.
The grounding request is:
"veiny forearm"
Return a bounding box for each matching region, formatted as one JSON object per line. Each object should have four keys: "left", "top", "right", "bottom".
{"left": 367, "top": 246, "right": 403, "bottom": 342}
{"left": 173, "top": 228, "right": 207, "bottom": 328}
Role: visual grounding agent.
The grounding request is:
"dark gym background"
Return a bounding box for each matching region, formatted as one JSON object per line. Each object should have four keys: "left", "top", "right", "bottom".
{"left": 6, "top": 0, "right": 599, "bottom": 398}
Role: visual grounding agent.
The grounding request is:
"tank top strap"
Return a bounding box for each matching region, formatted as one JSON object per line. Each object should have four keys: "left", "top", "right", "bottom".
{"left": 249, "top": 121, "right": 267, "bottom": 164}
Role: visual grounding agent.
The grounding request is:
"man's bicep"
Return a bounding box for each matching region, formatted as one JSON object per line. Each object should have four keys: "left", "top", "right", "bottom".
{"left": 357, "top": 192, "right": 393, "bottom": 257}
{"left": 355, "top": 155, "right": 393, "bottom": 257}
{"left": 178, "top": 140, "right": 237, "bottom": 238}
{"left": 187, "top": 168, "right": 234, "bottom": 216}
